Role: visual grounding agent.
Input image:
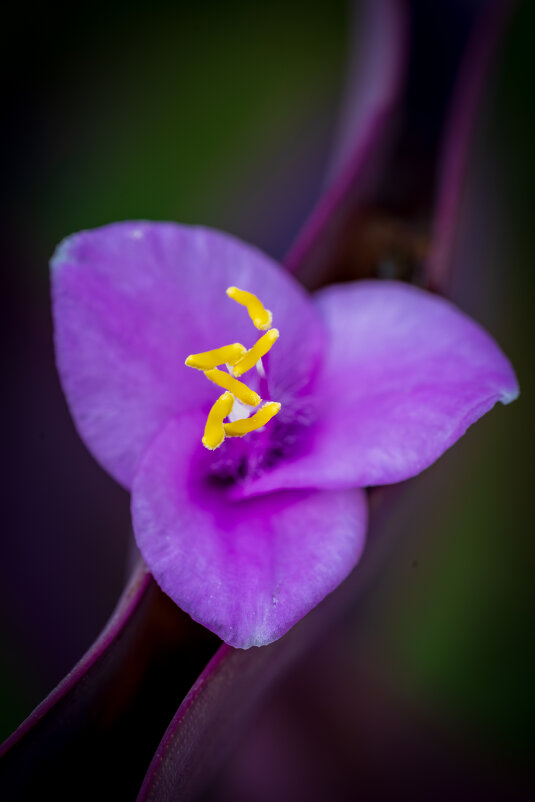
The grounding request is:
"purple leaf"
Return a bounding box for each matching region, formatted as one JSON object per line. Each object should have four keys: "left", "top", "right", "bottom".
{"left": 0, "top": 558, "right": 218, "bottom": 800}
{"left": 427, "top": 0, "right": 516, "bottom": 291}
{"left": 285, "top": 0, "right": 408, "bottom": 284}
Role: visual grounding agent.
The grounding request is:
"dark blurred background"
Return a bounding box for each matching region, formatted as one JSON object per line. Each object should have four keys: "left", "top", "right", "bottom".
{"left": 1, "top": 0, "right": 533, "bottom": 798}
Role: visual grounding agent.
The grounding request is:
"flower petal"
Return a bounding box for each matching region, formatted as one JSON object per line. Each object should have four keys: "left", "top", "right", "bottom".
{"left": 51, "top": 221, "right": 323, "bottom": 488}
{"left": 238, "top": 280, "right": 518, "bottom": 495}
{"left": 131, "top": 413, "right": 367, "bottom": 649}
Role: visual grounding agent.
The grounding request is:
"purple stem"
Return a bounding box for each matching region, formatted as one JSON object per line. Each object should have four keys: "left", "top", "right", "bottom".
{"left": 0, "top": 559, "right": 151, "bottom": 761}
{"left": 283, "top": 0, "right": 408, "bottom": 277}
{"left": 427, "top": 0, "right": 517, "bottom": 292}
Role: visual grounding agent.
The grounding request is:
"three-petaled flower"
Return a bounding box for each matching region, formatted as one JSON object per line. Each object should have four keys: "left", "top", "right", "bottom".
{"left": 51, "top": 221, "right": 518, "bottom": 648}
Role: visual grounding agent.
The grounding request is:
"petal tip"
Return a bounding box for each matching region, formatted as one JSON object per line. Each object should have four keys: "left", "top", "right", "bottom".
{"left": 50, "top": 232, "right": 78, "bottom": 273}
{"left": 501, "top": 383, "right": 520, "bottom": 406}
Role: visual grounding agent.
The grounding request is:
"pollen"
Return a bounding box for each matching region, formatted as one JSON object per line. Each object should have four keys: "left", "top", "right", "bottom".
{"left": 204, "top": 369, "right": 261, "bottom": 407}
{"left": 185, "top": 343, "right": 246, "bottom": 370}
{"left": 226, "top": 286, "right": 273, "bottom": 330}
{"left": 202, "top": 392, "right": 234, "bottom": 450}
{"left": 185, "top": 287, "right": 281, "bottom": 450}
{"left": 224, "top": 402, "right": 281, "bottom": 437}
{"left": 232, "top": 329, "right": 279, "bottom": 377}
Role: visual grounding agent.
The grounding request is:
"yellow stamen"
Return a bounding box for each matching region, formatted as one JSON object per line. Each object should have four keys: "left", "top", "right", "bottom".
{"left": 202, "top": 392, "right": 234, "bottom": 450}
{"left": 185, "top": 287, "right": 282, "bottom": 448}
{"left": 204, "top": 369, "right": 261, "bottom": 407}
{"left": 224, "top": 402, "right": 281, "bottom": 437}
{"left": 232, "top": 329, "right": 279, "bottom": 377}
{"left": 185, "top": 343, "right": 246, "bottom": 370}
{"left": 226, "top": 286, "right": 273, "bottom": 330}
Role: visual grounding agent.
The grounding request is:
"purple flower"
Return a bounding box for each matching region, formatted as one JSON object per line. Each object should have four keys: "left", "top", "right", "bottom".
{"left": 51, "top": 220, "right": 518, "bottom": 649}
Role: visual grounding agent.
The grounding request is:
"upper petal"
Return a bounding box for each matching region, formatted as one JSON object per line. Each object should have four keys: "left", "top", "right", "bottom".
{"left": 51, "top": 221, "right": 323, "bottom": 488}
{"left": 131, "top": 413, "right": 367, "bottom": 649}
{"left": 238, "top": 280, "right": 518, "bottom": 495}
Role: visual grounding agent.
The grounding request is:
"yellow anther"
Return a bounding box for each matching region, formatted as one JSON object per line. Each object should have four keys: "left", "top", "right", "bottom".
{"left": 202, "top": 392, "right": 234, "bottom": 450}
{"left": 226, "top": 286, "right": 273, "bottom": 330}
{"left": 232, "top": 329, "right": 279, "bottom": 377}
{"left": 185, "top": 343, "right": 246, "bottom": 370}
{"left": 204, "top": 369, "right": 261, "bottom": 407}
{"left": 224, "top": 402, "right": 281, "bottom": 437}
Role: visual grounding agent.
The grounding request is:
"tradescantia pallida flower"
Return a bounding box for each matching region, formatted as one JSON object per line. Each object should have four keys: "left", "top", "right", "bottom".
{"left": 51, "top": 220, "right": 518, "bottom": 648}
